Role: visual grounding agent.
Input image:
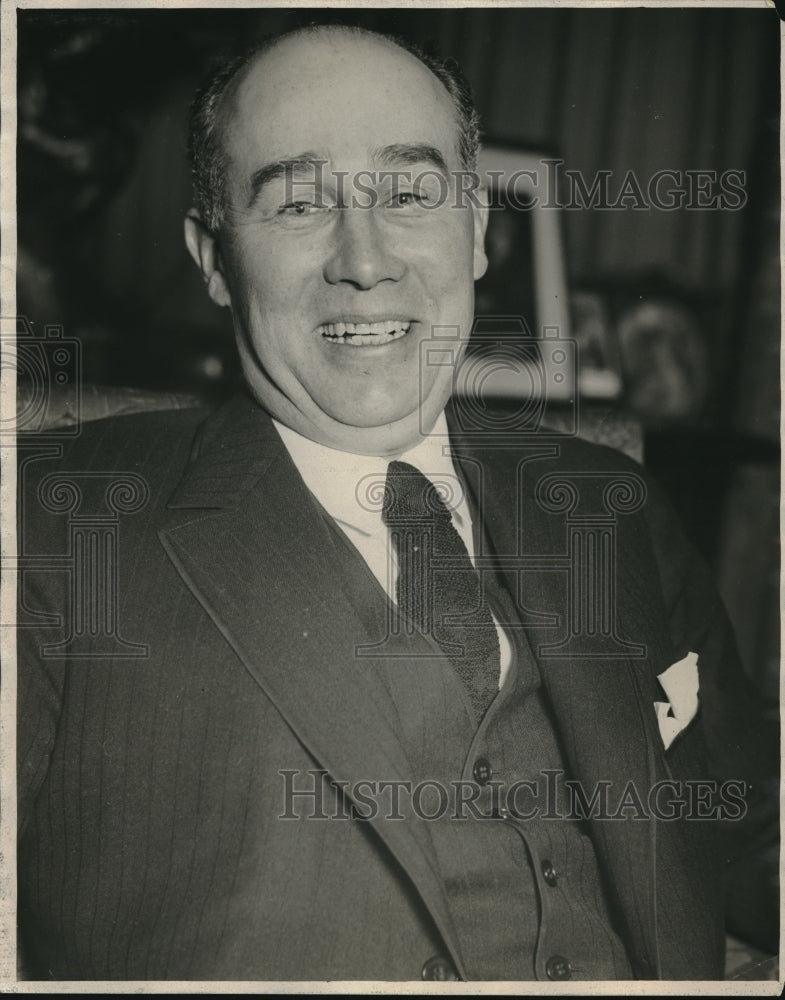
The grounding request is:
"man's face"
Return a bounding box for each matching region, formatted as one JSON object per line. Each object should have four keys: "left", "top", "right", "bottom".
{"left": 190, "top": 31, "right": 488, "bottom": 455}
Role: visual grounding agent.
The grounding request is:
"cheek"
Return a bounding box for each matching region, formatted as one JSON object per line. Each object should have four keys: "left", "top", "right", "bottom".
{"left": 227, "top": 262, "right": 307, "bottom": 353}
{"left": 224, "top": 230, "right": 297, "bottom": 301}
{"left": 417, "top": 212, "right": 478, "bottom": 290}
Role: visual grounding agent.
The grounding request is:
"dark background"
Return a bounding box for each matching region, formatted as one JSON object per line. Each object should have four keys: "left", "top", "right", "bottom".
{"left": 16, "top": 6, "right": 780, "bottom": 703}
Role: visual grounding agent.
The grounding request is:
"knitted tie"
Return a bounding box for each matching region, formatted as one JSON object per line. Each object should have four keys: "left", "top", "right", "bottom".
{"left": 381, "top": 460, "right": 501, "bottom": 719}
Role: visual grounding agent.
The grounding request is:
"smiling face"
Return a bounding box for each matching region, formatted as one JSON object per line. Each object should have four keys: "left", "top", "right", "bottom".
{"left": 186, "top": 29, "right": 488, "bottom": 455}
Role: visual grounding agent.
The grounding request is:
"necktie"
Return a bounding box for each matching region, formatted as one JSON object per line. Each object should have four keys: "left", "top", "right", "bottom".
{"left": 381, "top": 460, "right": 501, "bottom": 719}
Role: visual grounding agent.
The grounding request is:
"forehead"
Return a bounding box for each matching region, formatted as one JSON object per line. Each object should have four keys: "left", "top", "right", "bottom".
{"left": 221, "top": 32, "right": 460, "bottom": 172}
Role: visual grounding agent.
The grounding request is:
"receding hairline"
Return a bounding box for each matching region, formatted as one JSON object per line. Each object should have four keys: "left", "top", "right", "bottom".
{"left": 188, "top": 22, "right": 479, "bottom": 233}
{"left": 212, "top": 24, "right": 461, "bottom": 153}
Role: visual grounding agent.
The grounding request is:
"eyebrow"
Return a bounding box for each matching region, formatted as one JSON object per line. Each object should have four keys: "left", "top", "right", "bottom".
{"left": 371, "top": 143, "right": 450, "bottom": 176}
{"left": 247, "top": 152, "right": 327, "bottom": 209}
{"left": 246, "top": 143, "right": 451, "bottom": 209}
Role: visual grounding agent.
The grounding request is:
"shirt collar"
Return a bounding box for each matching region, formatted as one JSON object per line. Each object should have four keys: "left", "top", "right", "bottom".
{"left": 272, "top": 414, "right": 471, "bottom": 538}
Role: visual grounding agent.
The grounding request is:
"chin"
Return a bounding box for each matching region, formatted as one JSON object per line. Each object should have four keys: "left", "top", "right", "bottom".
{"left": 345, "top": 371, "right": 447, "bottom": 422}
{"left": 328, "top": 405, "right": 418, "bottom": 431}
{"left": 318, "top": 390, "right": 410, "bottom": 427}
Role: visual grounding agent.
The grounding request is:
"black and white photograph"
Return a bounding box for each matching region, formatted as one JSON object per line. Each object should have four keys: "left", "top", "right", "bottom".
{"left": 1, "top": 0, "right": 781, "bottom": 989}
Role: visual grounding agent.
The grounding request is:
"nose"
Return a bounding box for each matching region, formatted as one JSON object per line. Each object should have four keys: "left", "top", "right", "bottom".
{"left": 323, "top": 207, "right": 405, "bottom": 289}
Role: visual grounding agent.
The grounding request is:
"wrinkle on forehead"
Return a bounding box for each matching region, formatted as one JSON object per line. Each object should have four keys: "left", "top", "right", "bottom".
{"left": 219, "top": 28, "right": 460, "bottom": 168}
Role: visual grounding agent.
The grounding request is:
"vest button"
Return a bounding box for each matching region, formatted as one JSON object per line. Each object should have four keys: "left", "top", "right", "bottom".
{"left": 472, "top": 756, "right": 492, "bottom": 784}
{"left": 541, "top": 859, "right": 558, "bottom": 886}
{"left": 545, "top": 954, "right": 572, "bottom": 981}
{"left": 421, "top": 956, "right": 458, "bottom": 981}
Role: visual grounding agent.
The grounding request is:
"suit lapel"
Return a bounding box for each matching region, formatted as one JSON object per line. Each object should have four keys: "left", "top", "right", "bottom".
{"left": 160, "top": 395, "right": 709, "bottom": 977}
{"left": 450, "top": 433, "right": 677, "bottom": 974}
{"left": 160, "top": 395, "right": 468, "bottom": 977}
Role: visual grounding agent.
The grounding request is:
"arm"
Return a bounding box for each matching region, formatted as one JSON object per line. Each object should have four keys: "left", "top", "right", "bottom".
{"left": 641, "top": 472, "right": 779, "bottom": 954}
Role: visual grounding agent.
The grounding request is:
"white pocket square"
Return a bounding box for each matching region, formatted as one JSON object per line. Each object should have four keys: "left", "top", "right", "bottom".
{"left": 654, "top": 651, "right": 700, "bottom": 750}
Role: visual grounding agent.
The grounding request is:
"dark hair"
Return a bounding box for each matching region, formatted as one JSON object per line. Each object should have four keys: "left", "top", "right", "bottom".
{"left": 187, "top": 24, "right": 481, "bottom": 234}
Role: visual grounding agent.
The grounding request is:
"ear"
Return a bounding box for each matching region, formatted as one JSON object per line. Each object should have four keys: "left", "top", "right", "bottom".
{"left": 184, "top": 209, "right": 232, "bottom": 308}
{"left": 471, "top": 187, "right": 490, "bottom": 281}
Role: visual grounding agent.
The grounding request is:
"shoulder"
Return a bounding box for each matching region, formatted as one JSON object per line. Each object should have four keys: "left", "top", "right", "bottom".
{"left": 47, "top": 404, "right": 210, "bottom": 464}
{"left": 526, "top": 432, "right": 696, "bottom": 572}
{"left": 18, "top": 406, "right": 214, "bottom": 552}
{"left": 463, "top": 422, "right": 700, "bottom": 594}
{"left": 527, "top": 429, "right": 644, "bottom": 475}
{"left": 467, "top": 425, "right": 650, "bottom": 492}
{"left": 20, "top": 404, "right": 211, "bottom": 484}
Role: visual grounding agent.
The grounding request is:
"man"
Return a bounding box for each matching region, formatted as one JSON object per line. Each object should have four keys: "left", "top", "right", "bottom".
{"left": 17, "top": 24, "right": 776, "bottom": 981}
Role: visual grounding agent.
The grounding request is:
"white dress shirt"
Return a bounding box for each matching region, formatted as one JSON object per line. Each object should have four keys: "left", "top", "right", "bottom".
{"left": 273, "top": 414, "right": 512, "bottom": 685}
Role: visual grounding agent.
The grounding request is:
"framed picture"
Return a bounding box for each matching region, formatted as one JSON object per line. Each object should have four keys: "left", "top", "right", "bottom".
{"left": 468, "top": 144, "right": 574, "bottom": 411}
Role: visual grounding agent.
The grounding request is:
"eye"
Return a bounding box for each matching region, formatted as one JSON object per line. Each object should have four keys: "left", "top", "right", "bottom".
{"left": 389, "top": 190, "right": 427, "bottom": 208}
{"left": 279, "top": 201, "right": 328, "bottom": 216}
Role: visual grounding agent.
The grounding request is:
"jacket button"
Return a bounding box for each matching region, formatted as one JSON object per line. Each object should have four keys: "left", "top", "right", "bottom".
{"left": 545, "top": 954, "right": 572, "bottom": 980}
{"left": 541, "top": 859, "right": 558, "bottom": 886}
{"left": 422, "top": 956, "right": 458, "bottom": 981}
{"left": 472, "top": 757, "right": 492, "bottom": 784}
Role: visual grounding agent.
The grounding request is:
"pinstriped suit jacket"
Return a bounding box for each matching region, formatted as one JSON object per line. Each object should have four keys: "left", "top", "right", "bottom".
{"left": 17, "top": 392, "right": 775, "bottom": 980}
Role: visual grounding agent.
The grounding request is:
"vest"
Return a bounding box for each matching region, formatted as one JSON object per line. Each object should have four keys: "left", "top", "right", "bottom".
{"left": 322, "top": 511, "right": 634, "bottom": 982}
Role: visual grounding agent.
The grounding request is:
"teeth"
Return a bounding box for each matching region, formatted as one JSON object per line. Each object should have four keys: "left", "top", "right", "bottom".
{"left": 319, "top": 320, "right": 412, "bottom": 346}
